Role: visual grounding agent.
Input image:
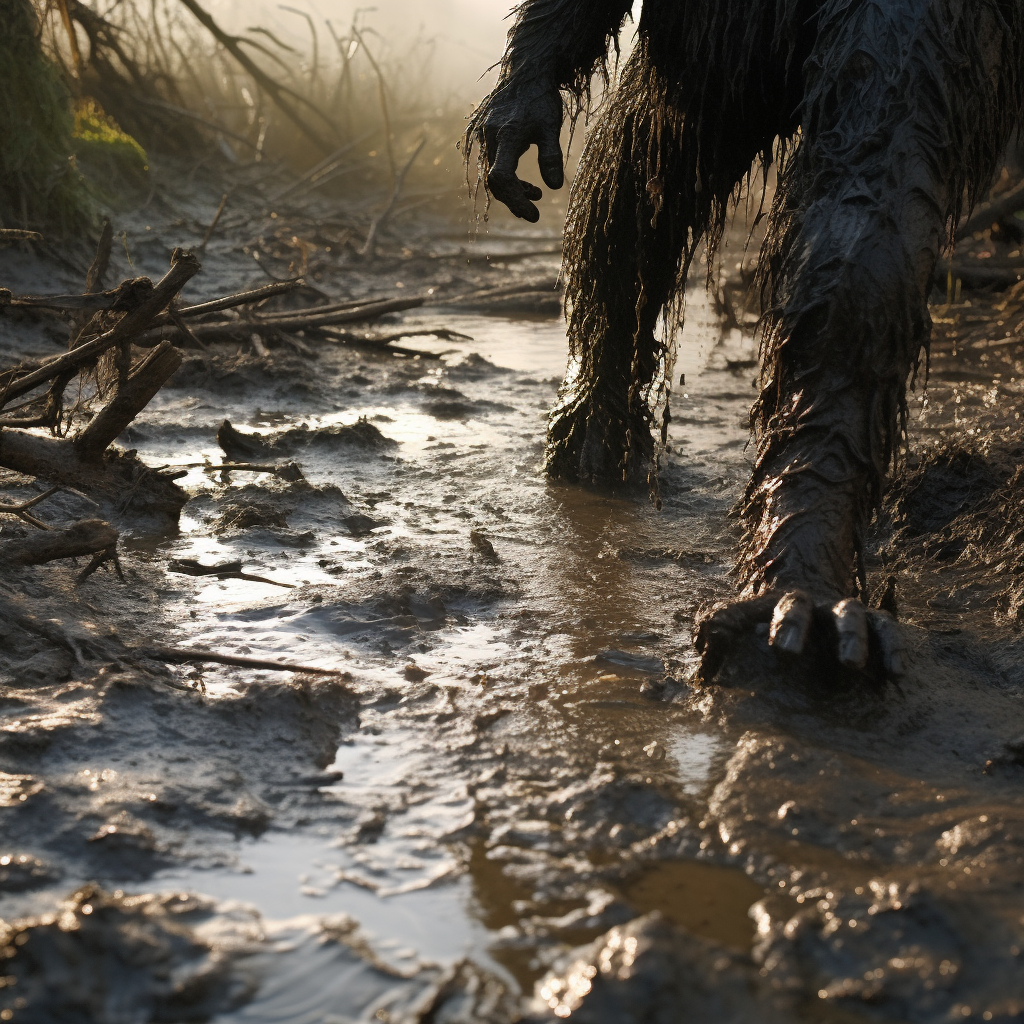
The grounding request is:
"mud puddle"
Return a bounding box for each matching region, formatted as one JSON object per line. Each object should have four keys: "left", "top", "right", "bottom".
{"left": 6, "top": 191, "right": 1023, "bottom": 1021}
{"left": 101, "top": 285, "right": 760, "bottom": 1013}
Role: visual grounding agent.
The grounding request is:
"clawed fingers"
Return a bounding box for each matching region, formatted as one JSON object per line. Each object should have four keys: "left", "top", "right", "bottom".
{"left": 769, "top": 591, "right": 814, "bottom": 656}
{"left": 833, "top": 598, "right": 869, "bottom": 670}
{"left": 488, "top": 133, "right": 542, "bottom": 222}
{"left": 867, "top": 608, "right": 906, "bottom": 679}
{"left": 695, "top": 590, "right": 907, "bottom": 685}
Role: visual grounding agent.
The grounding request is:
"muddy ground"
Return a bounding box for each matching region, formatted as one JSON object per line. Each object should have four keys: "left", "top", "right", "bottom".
{"left": 1, "top": 156, "right": 1024, "bottom": 1024}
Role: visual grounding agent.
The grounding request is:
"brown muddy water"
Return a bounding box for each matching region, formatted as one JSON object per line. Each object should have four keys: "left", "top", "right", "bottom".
{"left": 2, "top": 179, "right": 1024, "bottom": 1023}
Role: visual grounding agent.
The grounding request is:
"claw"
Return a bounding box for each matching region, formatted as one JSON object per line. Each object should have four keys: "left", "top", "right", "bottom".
{"left": 833, "top": 598, "right": 869, "bottom": 670}
{"left": 869, "top": 610, "right": 906, "bottom": 679}
{"left": 769, "top": 591, "right": 813, "bottom": 655}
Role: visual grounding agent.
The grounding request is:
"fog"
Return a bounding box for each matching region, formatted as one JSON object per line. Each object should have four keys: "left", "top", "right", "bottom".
{"left": 206, "top": 0, "right": 517, "bottom": 98}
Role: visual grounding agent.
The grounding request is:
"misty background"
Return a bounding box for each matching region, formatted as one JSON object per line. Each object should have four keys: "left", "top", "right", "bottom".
{"left": 205, "top": 0, "right": 518, "bottom": 99}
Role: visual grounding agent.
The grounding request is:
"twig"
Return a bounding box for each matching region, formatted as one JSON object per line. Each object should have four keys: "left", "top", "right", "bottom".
{"left": 75, "top": 341, "right": 184, "bottom": 460}
{"left": 85, "top": 220, "right": 114, "bottom": 294}
{"left": 351, "top": 26, "right": 395, "bottom": 183}
{"left": 316, "top": 329, "right": 445, "bottom": 359}
{"left": 198, "top": 193, "right": 229, "bottom": 257}
{"left": 0, "top": 484, "right": 61, "bottom": 516}
{"left": 141, "top": 294, "right": 426, "bottom": 344}
{"left": 176, "top": 0, "right": 338, "bottom": 155}
{"left": 168, "top": 307, "right": 207, "bottom": 349}
{"left": 169, "top": 557, "right": 296, "bottom": 587}
{"left": 173, "top": 280, "right": 303, "bottom": 318}
{"left": 76, "top": 545, "right": 124, "bottom": 585}
{"left": 0, "top": 230, "right": 43, "bottom": 243}
{"left": 0, "top": 252, "right": 201, "bottom": 409}
{"left": 145, "top": 645, "right": 344, "bottom": 675}
{"left": 359, "top": 137, "right": 427, "bottom": 257}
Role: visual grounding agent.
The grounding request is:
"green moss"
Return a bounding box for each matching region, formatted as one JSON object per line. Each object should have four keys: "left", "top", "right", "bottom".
{"left": 0, "top": 0, "right": 91, "bottom": 237}
{"left": 72, "top": 98, "right": 149, "bottom": 186}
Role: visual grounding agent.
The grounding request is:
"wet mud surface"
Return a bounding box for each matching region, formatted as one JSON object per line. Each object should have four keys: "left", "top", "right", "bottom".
{"left": 1, "top": 167, "right": 1024, "bottom": 1022}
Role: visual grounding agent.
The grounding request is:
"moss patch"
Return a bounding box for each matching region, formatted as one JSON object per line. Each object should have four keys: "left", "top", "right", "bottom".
{"left": 0, "top": 0, "right": 91, "bottom": 236}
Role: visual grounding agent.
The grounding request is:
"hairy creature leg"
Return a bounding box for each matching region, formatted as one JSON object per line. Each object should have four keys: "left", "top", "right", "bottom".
{"left": 546, "top": 55, "right": 689, "bottom": 487}
{"left": 548, "top": 3, "right": 810, "bottom": 488}
{"left": 697, "top": 0, "right": 1021, "bottom": 683}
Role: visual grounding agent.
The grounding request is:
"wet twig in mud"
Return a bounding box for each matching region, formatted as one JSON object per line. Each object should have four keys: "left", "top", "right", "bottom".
{"left": 145, "top": 646, "right": 343, "bottom": 675}
{"left": 76, "top": 545, "right": 125, "bottom": 586}
{"left": 169, "top": 280, "right": 304, "bottom": 319}
{"left": 198, "top": 193, "right": 229, "bottom": 258}
{"left": 359, "top": 137, "right": 427, "bottom": 257}
{"left": 176, "top": 0, "right": 338, "bottom": 155}
{"left": 315, "top": 327, "right": 456, "bottom": 358}
{"left": 174, "top": 461, "right": 304, "bottom": 481}
{"left": 167, "top": 307, "right": 206, "bottom": 350}
{"left": 139, "top": 294, "right": 426, "bottom": 345}
{"left": 0, "top": 486, "right": 61, "bottom": 531}
{"left": 0, "top": 252, "right": 200, "bottom": 409}
{"left": 439, "top": 281, "right": 562, "bottom": 306}
{"left": 0, "top": 230, "right": 43, "bottom": 244}
{"left": 0, "top": 519, "right": 118, "bottom": 568}
{"left": 169, "top": 557, "right": 297, "bottom": 588}
{"left": 75, "top": 341, "right": 183, "bottom": 460}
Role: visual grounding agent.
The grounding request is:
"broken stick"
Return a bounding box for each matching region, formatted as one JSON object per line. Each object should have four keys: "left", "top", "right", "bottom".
{"left": 145, "top": 645, "right": 344, "bottom": 675}
{"left": 0, "top": 519, "right": 117, "bottom": 568}
{"left": 0, "top": 251, "right": 201, "bottom": 409}
{"left": 75, "top": 340, "right": 183, "bottom": 460}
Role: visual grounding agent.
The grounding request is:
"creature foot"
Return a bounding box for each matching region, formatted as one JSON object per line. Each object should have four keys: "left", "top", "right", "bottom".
{"left": 545, "top": 395, "right": 653, "bottom": 488}
{"left": 694, "top": 590, "right": 906, "bottom": 686}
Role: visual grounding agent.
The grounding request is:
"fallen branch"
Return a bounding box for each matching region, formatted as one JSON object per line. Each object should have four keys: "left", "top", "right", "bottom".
{"left": 0, "top": 485, "right": 61, "bottom": 530}
{"left": 177, "top": 0, "right": 338, "bottom": 155}
{"left": 75, "top": 341, "right": 183, "bottom": 460}
{"left": 198, "top": 193, "right": 230, "bottom": 257}
{"left": 0, "top": 519, "right": 117, "bottom": 568}
{"left": 0, "top": 276, "right": 155, "bottom": 314}
{"left": 170, "top": 279, "right": 304, "bottom": 320}
{"left": 0, "top": 230, "right": 42, "bottom": 243}
{"left": 145, "top": 645, "right": 344, "bottom": 675}
{"left": 359, "top": 137, "right": 426, "bottom": 257}
{"left": 316, "top": 328, "right": 446, "bottom": 358}
{"left": 0, "top": 251, "right": 201, "bottom": 409}
{"left": 0, "top": 431, "right": 187, "bottom": 524}
{"left": 169, "top": 557, "right": 296, "bottom": 588}
{"left": 139, "top": 294, "right": 426, "bottom": 345}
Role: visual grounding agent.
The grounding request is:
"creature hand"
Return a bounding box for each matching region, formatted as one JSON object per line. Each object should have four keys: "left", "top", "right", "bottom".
{"left": 479, "top": 78, "right": 564, "bottom": 222}
{"left": 693, "top": 591, "right": 906, "bottom": 685}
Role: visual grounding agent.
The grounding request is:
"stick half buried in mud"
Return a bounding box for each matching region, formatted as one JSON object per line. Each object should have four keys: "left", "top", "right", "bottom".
{"left": 144, "top": 646, "right": 345, "bottom": 676}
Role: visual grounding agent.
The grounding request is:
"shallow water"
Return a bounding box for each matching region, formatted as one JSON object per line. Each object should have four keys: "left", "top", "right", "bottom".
{"left": 114, "top": 283, "right": 763, "bottom": 1014}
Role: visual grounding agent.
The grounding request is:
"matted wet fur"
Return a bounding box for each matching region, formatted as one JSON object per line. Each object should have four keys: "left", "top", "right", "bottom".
{"left": 469, "top": 0, "right": 1024, "bottom": 598}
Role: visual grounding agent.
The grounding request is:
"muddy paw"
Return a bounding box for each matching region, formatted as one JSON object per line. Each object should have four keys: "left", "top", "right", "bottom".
{"left": 693, "top": 590, "right": 905, "bottom": 685}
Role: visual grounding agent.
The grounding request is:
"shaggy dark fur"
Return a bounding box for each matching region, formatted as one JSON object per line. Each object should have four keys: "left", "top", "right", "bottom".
{"left": 469, "top": 1, "right": 1024, "bottom": 675}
